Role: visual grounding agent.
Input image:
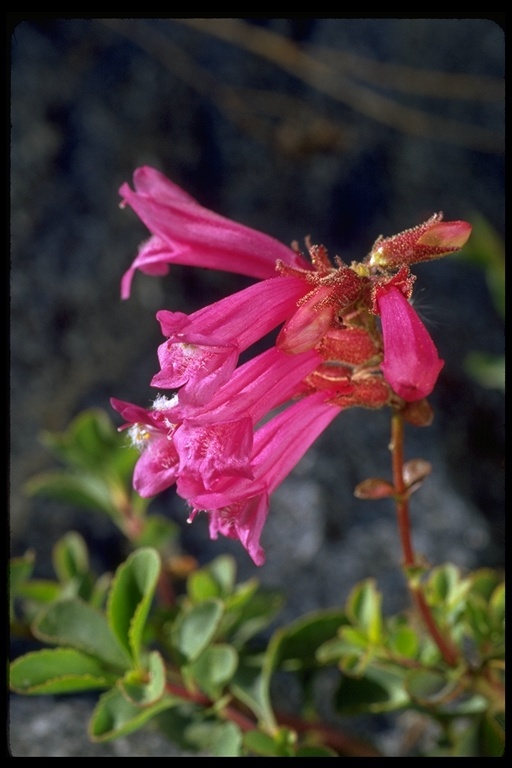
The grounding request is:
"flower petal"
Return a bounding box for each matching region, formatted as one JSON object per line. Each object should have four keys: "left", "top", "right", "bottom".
{"left": 377, "top": 287, "right": 444, "bottom": 401}
{"left": 120, "top": 167, "right": 309, "bottom": 296}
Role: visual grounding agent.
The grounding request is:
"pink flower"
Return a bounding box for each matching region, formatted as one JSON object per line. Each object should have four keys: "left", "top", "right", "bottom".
{"left": 115, "top": 167, "right": 472, "bottom": 563}
{"left": 119, "top": 167, "right": 308, "bottom": 298}
{"left": 185, "top": 391, "right": 343, "bottom": 566}
{"left": 151, "top": 275, "right": 309, "bottom": 406}
{"left": 111, "top": 346, "right": 321, "bottom": 498}
{"left": 110, "top": 397, "right": 181, "bottom": 497}
{"left": 376, "top": 286, "right": 444, "bottom": 402}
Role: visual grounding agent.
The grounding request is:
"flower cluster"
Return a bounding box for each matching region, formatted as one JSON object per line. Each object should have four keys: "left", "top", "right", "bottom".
{"left": 113, "top": 167, "right": 471, "bottom": 564}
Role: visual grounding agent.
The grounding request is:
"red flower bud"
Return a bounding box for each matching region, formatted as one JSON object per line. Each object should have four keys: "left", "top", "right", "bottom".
{"left": 369, "top": 214, "right": 471, "bottom": 269}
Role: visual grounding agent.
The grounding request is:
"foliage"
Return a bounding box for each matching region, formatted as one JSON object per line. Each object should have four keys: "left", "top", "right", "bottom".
{"left": 10, "top": 410, "right": 504, "bottom": 757}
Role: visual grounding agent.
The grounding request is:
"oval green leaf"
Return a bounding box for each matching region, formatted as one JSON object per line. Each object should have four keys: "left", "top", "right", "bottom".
{"left": 33, "top": 597, "right": 130, "bottom": 670}
{"left": 107, "top": 547, "right": 161, "bottom": 667}
{"left": 171, "top": 599, "right": 224, "bottom": 661}
{"left": 10, "top": 648, "right": 115, "bottom": 694}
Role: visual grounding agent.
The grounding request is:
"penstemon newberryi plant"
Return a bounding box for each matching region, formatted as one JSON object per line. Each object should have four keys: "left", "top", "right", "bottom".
{"left": 10, "top": 168, "right": 504, "bottom": 757}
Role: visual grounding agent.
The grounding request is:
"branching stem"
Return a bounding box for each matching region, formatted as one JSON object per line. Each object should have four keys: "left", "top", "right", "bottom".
{"left": 390, "top": 410, "right": 459, "bottom": 667}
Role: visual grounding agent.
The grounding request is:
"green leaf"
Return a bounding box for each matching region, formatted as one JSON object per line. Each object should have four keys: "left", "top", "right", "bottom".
{"left": 465, "top": 352, "right": 505, "bottom": 391}
{"left": 427, "top": 563, "right": 459, "bottom": 602}
{"left": 89, "top": 572, "right": 113, "bottom": 610}
{"left": 456, "top": 213, "right": 504, "bottom": 319}
{"left": 187, "top": 570, "right": 223, "bottom": 603}
{"left": 171, "top": 599, "right": 224, "bottom": 662}
{"left": 182, "top": 720, "right": 242, "bottom": 757}
{"left": 33, "top": 597, "right": 130, "bottom": 670}
{"left": 10, "top": 551, "right": 35, "bottom": 597}
{"left": 119, "top": 650, "right": 166, "bottom": 706}
{"left": 40, "top": 408, "right": 137, "bottom": 473}
{"left": 207, "top": 555, "right": 237, "bottom": 593}
{"left": 10, "top": 648, "right": 116, "bottom": 694}
{"left": 265, "top": 608, "right": 347, "bottom": 677}
{"left": 346, "top": 580, "right": 383, "bottom": 644}
{"left": 243, "top": 730, "right": 279, "bottom": 756}
{"left": 226, "top": 584, "right": 283, "bottom": 647}
{"left": 405, "top": 668, "right": 459, "bottom": 705}
{"left": 230, "top": 656, "right": 275, "bottom": 730}
{"left": 489, "top": 581, "right": 505, "bottom": 628}
{"left": 25, "top": 471, "right": 118, "bottom": 516}
{"left": 107, "top": 548, "right": 161, "bottom": 667}
{"left": 187, "top": 555, "right": 236, "bottom": 602}
{"left": 336, "top": 664, "right": 410, "bottom": 714}
{"left": 89, "top": 686, "right": 179, "bottom": 742}
{"left": 243, "top": 728, "right": 296, "bottom": 757}
{"left": 188, "top": 644, "right": 238, "bottom": 699}
{"left": 15, "top": 579, "right": 61, "bottom": 604}
{"left": 467, "top": 568, "right": 503, "bottom": 602}
{"left": 387, "top": 624, "right": 420, "bottom": 659}
{"left": 480, "top": 712, "right": 505, "bottom": 757}
{"left": 52, "top": 531, "right": 89, "bottom": 583}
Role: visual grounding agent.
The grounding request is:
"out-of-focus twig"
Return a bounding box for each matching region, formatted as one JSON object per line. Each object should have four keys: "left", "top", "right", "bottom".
{"left": 100, "top": 19, "right": 350, "bottom": 156}
{"left": 178, "top": 18, "right": 503, "bottom": 153}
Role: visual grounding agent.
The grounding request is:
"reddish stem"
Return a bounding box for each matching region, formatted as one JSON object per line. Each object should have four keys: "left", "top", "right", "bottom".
{"left": 390, "top": 411, "right": 459, "bottom": 667}
{"left": 164, "top": 682, "right": 381, "bottom": 755}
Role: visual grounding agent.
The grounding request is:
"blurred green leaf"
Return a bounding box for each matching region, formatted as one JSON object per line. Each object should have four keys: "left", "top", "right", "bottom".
{"left": 336, "top": 664, "right": 410, "bottom": 714}
{"left": 187, "top": 555, "right": 236, "bottom": 602}
{"left": 120, "top": 650, "right": 166, "bottom": 706}
{"left": 33, "top": 597, "right": 130, "bottom": 671}
{"left": 225, "top": 584, "right": 283, "bottom": 647}
{"left": 243, "top": 727, "right": 296, "bottom": 757}
{"left": 52, "top": 531, "right": 89, "bottom": 582}
{"left": 89, "top": 686, "right": 179, "bottom": 742}
{"left": 40, "top": 408, "right": 137, "bottom": 473}
{"left": 25, "top": 471, "right": 119, "bottom": 516}
{"left": 171, "top": 599, "right": 224, "bottom": 662}
{"left": 187, "top": 644, "right": 238, "bottom": 699}
{"left": 107, "top": 548, "right": 161, "bottom": 668}
{"left": 230, "top": 656, "right": 275, "bottom": 730}
{"left": 464, "top": 352, "right": 505, "bottom": 391}
{"left": 405, "top": 668, "right": 459, "bottom": 705}
{"left": 182, "top": 720, "right": 242, "bottom": 757}
{"left": 10, "top": 648, "right": 115, "bottom": 694}
{"left": 9, "top": 551, "right": 35, "bottom": 604}
{"left": 387, "top": 622, "right": 420, "bottom": 660}
{"left": 15, "top": 579, "right": 61, "bottom": 605}
{"left": 457, "top": 213, "right": 504, "bottom": 319}
{"left": 265, "top": 608, "right": 347, "bottom": 676}
{"left": 346, "top": 580, "right": 383, "bottom": 644}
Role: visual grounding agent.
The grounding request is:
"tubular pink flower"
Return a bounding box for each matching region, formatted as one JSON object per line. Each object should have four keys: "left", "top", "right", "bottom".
{"left": 110, "top": 397, "right": 181, "bottom": 497}
{"left": 182, "top": 391, "right": 343, "bottom": 565}
{"left": 151, "top": 276, "right": 309, "bottom": 405}
{"left": 176, "top": 346, "right": 321, "bottom": 424}
{"left": 111, "top": 347, "right": 320, "bottom": 497}
{"left": 376, "top": 287, "right": 444, "bottom": 401}
{"left": 119, "top": 167, "right": 309, "bottom": 298}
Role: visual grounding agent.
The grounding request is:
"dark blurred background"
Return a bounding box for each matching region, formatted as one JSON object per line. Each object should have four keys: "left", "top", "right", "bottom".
{"left": 10, "top": 18, "right": 504, "bottom": 756}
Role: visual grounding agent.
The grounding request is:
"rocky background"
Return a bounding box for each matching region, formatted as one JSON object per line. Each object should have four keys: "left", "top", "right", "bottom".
{"left": 10, "top": 18, "right": 504, "bottom": 756}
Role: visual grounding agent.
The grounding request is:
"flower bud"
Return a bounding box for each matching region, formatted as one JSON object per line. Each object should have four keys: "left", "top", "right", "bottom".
{"left": 369, "top": 214, "right": 471, "bottom": 269}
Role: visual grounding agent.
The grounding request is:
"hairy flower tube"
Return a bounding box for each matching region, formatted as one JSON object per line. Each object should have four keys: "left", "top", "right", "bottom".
{"left": 114, "top": 167, "right": 471, "bottom": 563}
{"left": 376, "top": 286, "right": 444, "bottom": 402}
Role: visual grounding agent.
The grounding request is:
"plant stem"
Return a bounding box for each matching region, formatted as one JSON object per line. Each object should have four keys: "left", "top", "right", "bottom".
{"left": 390, "top": 410, "right": 459, "bottom": 667}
